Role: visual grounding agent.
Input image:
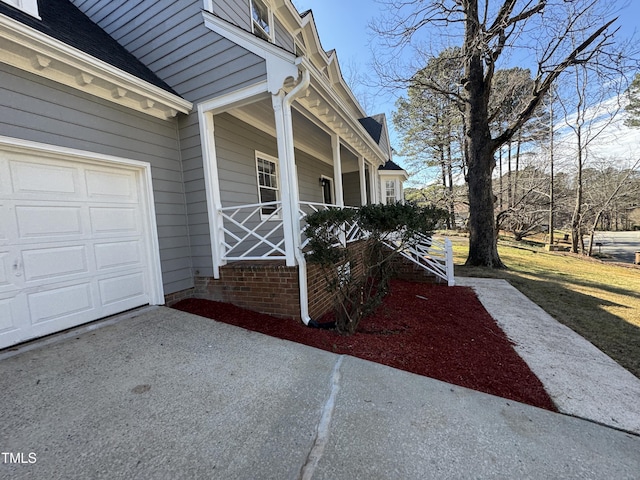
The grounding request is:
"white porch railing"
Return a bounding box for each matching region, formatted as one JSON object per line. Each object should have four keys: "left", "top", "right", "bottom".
{"left": 384, "top": 232, "right": 455, "bottom": 286}
{"left": 218, "top": 201, "right": 287, "bottom": 261}
{"left": 298, "top": 201, "right": 364, "bottom": 249}
{"left": 217, "top": 201, "right": 454, "bottom": 286}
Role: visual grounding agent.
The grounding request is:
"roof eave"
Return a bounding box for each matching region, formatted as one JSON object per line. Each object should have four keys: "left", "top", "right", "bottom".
{"left": 0, "top": 13, "right": 192, "bottom": 120}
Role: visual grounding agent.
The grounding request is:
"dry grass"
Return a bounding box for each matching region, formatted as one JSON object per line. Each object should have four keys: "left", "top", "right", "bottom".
{"left": 449, "top": 235, "right": 640, "bottom": 379}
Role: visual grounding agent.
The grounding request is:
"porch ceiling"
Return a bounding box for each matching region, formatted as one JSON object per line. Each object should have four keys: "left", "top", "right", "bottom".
{"left": 229, "top": 98, "right": 361, "bottom": 174}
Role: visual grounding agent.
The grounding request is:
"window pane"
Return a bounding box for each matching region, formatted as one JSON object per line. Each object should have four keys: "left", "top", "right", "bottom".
{"left": 252, "top": 0, "right": 270, "bottom": 34}
{"left": 257, "top": 154, "right": 279, "bottom": 216}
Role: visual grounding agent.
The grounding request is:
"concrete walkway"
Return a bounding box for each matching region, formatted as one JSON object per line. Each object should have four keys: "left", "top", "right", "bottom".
{"left": 1, "top": 303, "right": 639, "bottom": 479}
{"left": 456, "top": 277, "right": 640, "bottom": 435}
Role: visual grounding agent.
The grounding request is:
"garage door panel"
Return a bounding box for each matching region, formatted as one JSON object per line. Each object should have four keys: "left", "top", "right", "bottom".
{"left": 22, "top": 245, "right": 88, "bottom": 282}
{"left": 0, "top": 297, "right": 18, "bottom": 332}
{"left": 99, "top": 272, "right": 146, "bottom": 306}
{"left": 90, "top": 206, "right": 139, "bottom": 235}
{"left": 86, "top": 169, "right": 138, "bottom": 202}
{"left": 9, "top": 160, "right": 79, "bottom": 195}
{"left": 0, "top": 252, "right": 11, "bottom": 287}
{"left": 0, "top": 204, "right": 7, "bottom": 242}
{"left": 16, "top": 205, "right": 83, "bottom": 238}
{"left": 1, "top": 144, "right": 160, "bottom": 350}
{"left": 95, "top": 241, "right": 141, "bottom": 270}
{"left": 27, "top": 282, "right": 94, "bottom": 324}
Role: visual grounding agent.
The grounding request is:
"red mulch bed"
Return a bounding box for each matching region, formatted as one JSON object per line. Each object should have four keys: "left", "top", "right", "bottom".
{"left": 172, "top": 279, "right": 556, "bottom": 411}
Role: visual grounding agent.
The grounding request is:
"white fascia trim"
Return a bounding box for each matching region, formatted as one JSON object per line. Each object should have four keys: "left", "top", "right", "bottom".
{"left": 299, "top": 13, "right": 366, "bottom": 119}
{"left": 0, "top": 135, "right": 165, "bottom": 304}
{"left": 325, "top": 51, "right": 367, "bottom": 118}
{"left": 300, "top": 58, "right": 387, "bottom": 166}
{"left": 0, "top": 14, "right": 192, "bottom": 119}
{"left": 202, "top": 10, "right": 299, "bottom": 94}
{"left": 198, "top": 80, "right": 269, "bottom": 114}
{"left": 379, "top": 169, "right": 410, "bottom": 181}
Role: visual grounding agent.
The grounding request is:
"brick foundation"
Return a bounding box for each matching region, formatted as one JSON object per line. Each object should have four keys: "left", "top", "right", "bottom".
{"left": 195, "top": 261, "right": 301, "bottom": 319}
{"left": 307, "top": 240, "right": 370, "bottom": 319}
{"left": 164, "top": 240, "right": 442, "bottom": 320}
{"left": 164, "top": 287, "right": 196, "bottom": 306}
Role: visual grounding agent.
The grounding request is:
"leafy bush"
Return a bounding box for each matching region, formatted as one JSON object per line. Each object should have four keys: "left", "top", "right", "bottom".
{"left": 304, "top": 202, "right": 448, "bottom": 334}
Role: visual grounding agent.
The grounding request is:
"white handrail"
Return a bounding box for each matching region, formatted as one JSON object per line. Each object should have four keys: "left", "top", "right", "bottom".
{"left": 218, "top": 202, "right": 287, "bottom": 260}
{"left": 217, "top": 201, "right": 454, "bottom": 286}
{"left": 384, "top": 232, "right": 455, "bottom": 286}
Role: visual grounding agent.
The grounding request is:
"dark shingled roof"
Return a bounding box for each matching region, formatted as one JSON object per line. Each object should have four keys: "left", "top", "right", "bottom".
{"left": 379, "top": 159, "right": 404, "bottom": 171}
{"left": 0, "top": 0, "right": 177, "bottom": 94}
{"left": 358, "top": 114, "right": 385, "bottom": 144}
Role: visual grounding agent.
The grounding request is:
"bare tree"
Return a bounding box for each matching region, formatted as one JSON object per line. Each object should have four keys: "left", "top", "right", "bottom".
{"left": 371, "top": 0, "right": 631, "bottom": 267}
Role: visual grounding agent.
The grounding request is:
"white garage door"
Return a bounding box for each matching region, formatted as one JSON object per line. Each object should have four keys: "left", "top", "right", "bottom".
{"left": 0, "top": 142, "right": 161, "bottom": 349}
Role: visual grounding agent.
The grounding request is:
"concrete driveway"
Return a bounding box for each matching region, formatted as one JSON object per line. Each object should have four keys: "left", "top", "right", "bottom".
{"left": 1, "top": 304, "right": 639, "bottom": 479}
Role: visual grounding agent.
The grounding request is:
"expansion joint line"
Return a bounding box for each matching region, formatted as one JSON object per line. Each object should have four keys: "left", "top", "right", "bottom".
{"left": 299, "top": 355, "right": 344, "bottom": 480}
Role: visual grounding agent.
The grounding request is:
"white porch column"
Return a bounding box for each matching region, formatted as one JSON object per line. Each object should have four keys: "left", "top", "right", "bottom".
{"left": 331, "top": 133, "right": 344, "bottom": 208}
{"left": 358, "top": 155, "right": 367, "bottom": 206}
{"left": 197, "top": 108, "right": 226, "bottom": 279}
{"left": 272, "top": 91, "right": 299, "bottom": 266}
{"left": 370, "top": 164, "right": 379, "bottom": 204}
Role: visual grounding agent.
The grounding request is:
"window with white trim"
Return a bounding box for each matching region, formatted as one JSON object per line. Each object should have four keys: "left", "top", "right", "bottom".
{"left": 385, "top": 180, "right": 397, "bottom": 204}
{"left": 250, "top": 0, "right": 272, "bottom": 42}
{"left": 256, "top": 152, "right": 279, "bottom": 217}
{"left": 1, "top": 0, "right": 40, "bottom": 18}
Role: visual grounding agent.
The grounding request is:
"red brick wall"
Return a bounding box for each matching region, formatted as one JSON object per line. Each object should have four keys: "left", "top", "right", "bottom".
{"left": 164, "top": 287, "right": 196, "bottom": 306}
{"left": 195, "top": 261, "right": 301, "bottom": 319}
{"left": 307, "top": 240, "right": 370, "bottom": 319}
{"left": 164, "top": 240, "right": 442, "bottom": 321}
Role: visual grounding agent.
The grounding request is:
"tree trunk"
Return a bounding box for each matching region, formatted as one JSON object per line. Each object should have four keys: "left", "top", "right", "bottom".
{"left": 571, "top": 129, "right": 583, "bottom": 254}
{"left": 440, "top": 146, "right": 450, "bottom": 229}
{"left": 447, "top": 141, "right": 455, "bottom": 228}
{"left": 463, "top": 2, "right": 504, "bottom": 268}
{"left": 498, "top": 147, "right": 503, "bottom": 210}
{"left": 507, "top": 140, "right": 512, "bottom": 209}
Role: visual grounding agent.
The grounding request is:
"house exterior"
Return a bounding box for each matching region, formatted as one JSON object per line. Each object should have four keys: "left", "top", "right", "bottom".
{"left": 0, "top": 0, "right": 419, "bottom": 349}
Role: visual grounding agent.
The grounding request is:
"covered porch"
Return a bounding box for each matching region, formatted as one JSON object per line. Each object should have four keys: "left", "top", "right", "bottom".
{"left": 195, "top": 54, "right": 393, "bottom": 321}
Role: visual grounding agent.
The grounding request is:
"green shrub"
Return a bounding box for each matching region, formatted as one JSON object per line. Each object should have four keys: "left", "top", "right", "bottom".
{"left": 304, "top": 202, "right": 448, "bottom": 334}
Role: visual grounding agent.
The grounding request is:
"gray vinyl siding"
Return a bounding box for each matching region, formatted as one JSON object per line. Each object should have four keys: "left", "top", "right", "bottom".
{"left": 212, "top": 0, "right": 251, "bottom": 30}
{"left": 0, "top": 63, "right": 193, "bottom": 295}
{"left": 296, "top": 151, "right": 333, "bottom": 204}
{"left": 273, "top": 16, "right": 294, "bottom": 53}
{"left": 72, "top": 0, "right": 270, "bottom": 276}
{"left": 215, "top": 114, "right": 279, "bottom": 206}
{"left": 343, "top": 172, "right": 362, "bottom": 207}
{"left": 70, "top": 0, "right": 267, "bottom": 101}
{"left": 210, "top": 0, "right": 295, "bottom": 53}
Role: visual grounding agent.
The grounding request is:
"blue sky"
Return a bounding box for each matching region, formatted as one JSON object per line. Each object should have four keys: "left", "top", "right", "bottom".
{"left": 291, "top": 0, "right": 640, "bottom": 181}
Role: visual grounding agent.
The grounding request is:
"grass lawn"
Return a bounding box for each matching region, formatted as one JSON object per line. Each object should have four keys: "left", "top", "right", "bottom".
{"left": 449, "top": 235, "right": 640, "bottom": 379}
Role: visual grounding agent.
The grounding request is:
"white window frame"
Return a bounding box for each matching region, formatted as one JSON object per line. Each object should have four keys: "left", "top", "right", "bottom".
{"left": 385, "top": 179, "right": 397, "bottom": 205}
{"left": 250, "top": 0, "right": 273, "bottom": 42}
{"left": 2, "top": 0, "right": 40, "bottom": 18}
{"left": 255, "top": 151, "right": 280, "bottom": 219}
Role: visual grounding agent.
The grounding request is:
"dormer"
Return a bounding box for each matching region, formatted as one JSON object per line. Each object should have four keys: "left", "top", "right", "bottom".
{"left": 1, "top": 0, "right": 39, "bottom": 19}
